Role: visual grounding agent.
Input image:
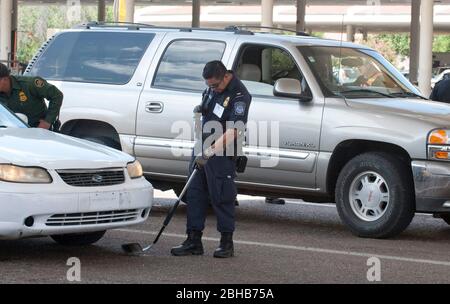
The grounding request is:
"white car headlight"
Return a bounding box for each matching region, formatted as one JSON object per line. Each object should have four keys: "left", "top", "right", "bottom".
{"left": 127, "top": 160, "right": 143, "bottom": 179}
{"left": 0, "top": 165, "right": 52, "bottom": 183}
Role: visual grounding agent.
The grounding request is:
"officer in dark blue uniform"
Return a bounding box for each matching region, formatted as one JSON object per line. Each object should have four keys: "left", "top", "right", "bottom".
{"left": 430, "top": 73, "right": 450, "bottom": 103}
{"left": 171, "top": 60, "right": 251, "bottom": 258}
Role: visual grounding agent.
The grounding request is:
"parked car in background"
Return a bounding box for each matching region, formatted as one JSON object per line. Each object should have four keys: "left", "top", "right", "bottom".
{"left": 0, "top": 104, "right": 153, "bottom": 245}
{"left": 25, "top": 23, "right": 450, "bottom": 239}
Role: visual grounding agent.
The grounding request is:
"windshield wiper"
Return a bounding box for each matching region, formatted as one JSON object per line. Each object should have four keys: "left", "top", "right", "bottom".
{"left": 0, "top": 125, "right": 8, "bottom": 128}
{"left": 338, "top": 89, "right": 395, "bottom": 98}
{"left": 388, "top": 91, "right": 428, "bottom": 100}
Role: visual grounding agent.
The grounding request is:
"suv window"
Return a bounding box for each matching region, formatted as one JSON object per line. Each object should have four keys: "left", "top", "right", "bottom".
{"left": 153, "top": 40, "right": 226, "bottom": 91}
{"left": 299, "top": 46, "right": 416, "bottom": 97}
{"left": 234, "top": 44, "right": 307, "bottom": 98}
{"left": 28, "top": 32, "right": 154, "bottom": 85}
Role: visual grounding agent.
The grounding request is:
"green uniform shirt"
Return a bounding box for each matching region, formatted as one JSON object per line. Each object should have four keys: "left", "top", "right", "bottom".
{"left": 0, "top": 76, "right": 63, "bottom": 127}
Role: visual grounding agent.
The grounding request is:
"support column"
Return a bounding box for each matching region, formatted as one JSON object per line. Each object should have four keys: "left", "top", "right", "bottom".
{"left": 114, "top": 0, "right": 135, "bottom": 22}
{"left": 418, "top": 0, "right": 434, "bottom": 96}
{"left": 362, "top": 29, "right": 368, "bottom": 42}
{"left": 98, "top": 0, "right": 106, "bottom": 22}
{"left": 0, "top": 0, "right": 13, "bottom": 62}
{"left": 192, "top": 0, "right": 200, "bottom": 28}
{"left": 11, "top": 0, "right": 18, "bottom": 63}
{"left": 125, "top": 0, "right": 135, "bottom": 23}
{"left": 346, "top": 24, "right": 355, "bottom": 42}
{"left": 296, "top": 0, "right": 306, "bottom": 33}
{"left": 261, "top": 0, "right": 274, "bottom": 30}
{"left": 409, "top": 0, "right": 420, "bottom": 84}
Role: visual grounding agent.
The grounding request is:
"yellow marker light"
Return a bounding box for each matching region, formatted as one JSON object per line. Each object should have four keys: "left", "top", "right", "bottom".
{"left": 429, "top": 130, "right": 448, "bottom": 145}
{"left": 435, "top": 151, "right": 449, "bottom": 160}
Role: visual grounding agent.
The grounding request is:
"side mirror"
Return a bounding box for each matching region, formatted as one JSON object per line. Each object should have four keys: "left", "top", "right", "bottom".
{"left": 273, "top": 78, "right": 312, "bottom": 101}
{"left": 15, "top": 113, "right": 28, "bottom": 124}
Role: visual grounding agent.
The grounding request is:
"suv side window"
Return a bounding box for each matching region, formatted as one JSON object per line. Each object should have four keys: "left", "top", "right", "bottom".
{"left": 153, "top": 39, "right": 226, "bottom": 91}
{"left": 234, "top": 44, "right": 308, "bottom": 97}
{"left": 28, "top": 32, "right": 154, "bottom": 85}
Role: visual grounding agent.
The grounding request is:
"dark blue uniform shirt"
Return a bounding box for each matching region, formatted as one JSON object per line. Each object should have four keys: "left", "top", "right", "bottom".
{"left": 430, "top": 78, "right": 450, "bottom": 103}
{"left": 201, "top": 71, "right": 251, "bottom": 158}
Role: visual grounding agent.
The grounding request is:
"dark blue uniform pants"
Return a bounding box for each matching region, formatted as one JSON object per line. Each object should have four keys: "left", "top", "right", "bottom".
{"left": 186, "top": 156, "right": 237, "bottom": 233}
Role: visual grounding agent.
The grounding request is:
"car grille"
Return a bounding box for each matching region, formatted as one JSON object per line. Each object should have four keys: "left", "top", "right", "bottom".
{"left": 57, "top": 169, "right": 125, "bottom": 187}
{"left": 46, "top": 209, "right": 140, "bottom": 226}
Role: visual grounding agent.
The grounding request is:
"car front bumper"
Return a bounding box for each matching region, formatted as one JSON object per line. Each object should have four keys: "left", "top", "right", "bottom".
{"left": 412, "top": 160, "right": 450, "bottom": 213}
{"left": 0, "top": 177, "right": 153, "bottom": 240}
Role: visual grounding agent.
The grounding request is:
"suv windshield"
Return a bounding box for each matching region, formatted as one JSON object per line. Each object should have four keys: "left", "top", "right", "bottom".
{"left": 298, "top": 46, "right": 421, "bottom": 98}
{"left": 0, "top": 105, "right": 28, "bottom": 129}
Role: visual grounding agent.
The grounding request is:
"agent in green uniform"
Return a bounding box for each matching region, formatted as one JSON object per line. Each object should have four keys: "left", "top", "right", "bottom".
{"left": 0, "top": 63, "right": 63, "bottom": 130}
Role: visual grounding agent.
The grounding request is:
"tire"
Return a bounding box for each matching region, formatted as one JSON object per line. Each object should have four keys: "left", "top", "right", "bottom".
{"left": 335, "top": 152, "right": 415, "bottom": 238}
{"left": 440, "top": 214, "right": 450, "bottom": 225}
{"left": 51, "top": 231, "right": 106, "bottom": 246}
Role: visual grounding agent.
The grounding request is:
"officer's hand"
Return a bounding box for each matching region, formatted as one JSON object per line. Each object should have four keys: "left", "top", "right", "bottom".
{"left": 193, "top": 105, "right": 202, "bottom": 114}
{"left": 194, "top": 155, "right": 208, "bottom": 168}
{"left": 37, "top": 120, "right": 51, "bottom": 130}
{"left": 195, "top": 147, "right": 215, "bottom": 168}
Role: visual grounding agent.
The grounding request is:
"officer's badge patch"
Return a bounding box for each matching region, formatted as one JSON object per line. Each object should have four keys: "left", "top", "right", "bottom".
{"left": 34, "top": 78, "right": 44, "bottom": 88}
{"left": 19, "top": 91, "right": 28, "bottom": 102}
{"left": 223, "top": 96, "right": 230, "bottom": 108}
{"left": 234, "top": 101, "right": 246, "bottom": 116}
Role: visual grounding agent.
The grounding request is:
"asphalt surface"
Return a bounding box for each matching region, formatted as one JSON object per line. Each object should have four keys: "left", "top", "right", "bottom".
{"left": 1, "top": 190, "right": 450, "bottom": 284}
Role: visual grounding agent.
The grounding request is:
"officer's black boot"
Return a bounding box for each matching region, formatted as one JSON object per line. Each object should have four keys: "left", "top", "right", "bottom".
{"left": 170, "top": 231, "right": 204, "bottom": 256}
{"left": 213, "top": 232, "right": 234, "bottom": 258}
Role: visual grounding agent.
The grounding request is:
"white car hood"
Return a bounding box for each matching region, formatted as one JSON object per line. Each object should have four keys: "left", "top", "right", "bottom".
{"left": 0, "top": 128, "right": 133, "bottom": 169}
{"left": 346, "top": 97, "right": 450, "bottom": 127}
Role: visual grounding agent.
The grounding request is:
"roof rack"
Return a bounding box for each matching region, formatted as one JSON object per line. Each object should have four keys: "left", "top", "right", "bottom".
{"left": 226, "top": 25, "right": 310, "bottom": 36}
{"left": 75, "top": 22, "right": 309, "bottom": 37}
{"left": 75, "top": 21, "right": 155, "bottom": 30}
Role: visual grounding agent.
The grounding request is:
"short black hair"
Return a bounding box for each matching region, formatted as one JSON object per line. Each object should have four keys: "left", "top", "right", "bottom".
{"left": 202, "top": 60, "right": 227, "bottom": 80}
{"left": 0, "top": 63, "right": 10, "bottom": 78}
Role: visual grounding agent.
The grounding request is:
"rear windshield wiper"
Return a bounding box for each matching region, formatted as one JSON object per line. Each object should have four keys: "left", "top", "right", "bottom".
{"left": 388, "top": 91, "right": 428, "bottom": 100}
{"left": 338, "top": 89, "right": 395, "bottom": 98}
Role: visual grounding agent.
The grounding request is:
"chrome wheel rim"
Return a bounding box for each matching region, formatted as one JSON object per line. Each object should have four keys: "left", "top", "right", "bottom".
{"left": 349, "top": 171, "right": 390, "bottom": 222}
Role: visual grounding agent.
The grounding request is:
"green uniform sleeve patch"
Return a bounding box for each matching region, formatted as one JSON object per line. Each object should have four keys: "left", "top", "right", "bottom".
{"left": 34, "top": 78, "right": 45, "bottom": 88}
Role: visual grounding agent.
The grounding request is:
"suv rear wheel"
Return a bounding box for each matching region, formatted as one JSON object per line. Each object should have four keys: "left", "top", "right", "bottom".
{"left": 335, "top": 152, "right": 415, "bottom": 238}
{"left": 440, "top": 214, "right": 450, "bottom": 225}
{"left": 51, "top": 231, "right": 106, "bottom": 246}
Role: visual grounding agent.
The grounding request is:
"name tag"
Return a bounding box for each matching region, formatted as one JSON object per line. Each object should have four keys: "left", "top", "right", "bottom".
{"left": 213, "top": 103, "right": 224, "bottom": 118}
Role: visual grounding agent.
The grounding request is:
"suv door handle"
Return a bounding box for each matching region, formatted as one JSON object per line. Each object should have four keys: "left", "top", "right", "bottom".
{"left": 145, "top": 102, "right": 164, "bottom": 113}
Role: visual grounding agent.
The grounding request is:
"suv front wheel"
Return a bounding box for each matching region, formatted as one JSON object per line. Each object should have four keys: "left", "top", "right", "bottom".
{"left": 335, "top": 152, "right": 415, "bottom": 238}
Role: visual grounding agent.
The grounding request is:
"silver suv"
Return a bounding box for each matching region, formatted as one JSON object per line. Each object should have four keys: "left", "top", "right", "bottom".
{"left": 26, "top": 23, "right": 450, "bottom": 238}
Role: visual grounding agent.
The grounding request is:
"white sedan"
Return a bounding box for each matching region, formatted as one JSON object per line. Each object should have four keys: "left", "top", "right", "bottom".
{"left": 0, "top": 104, "right": 153, "bottom": 245}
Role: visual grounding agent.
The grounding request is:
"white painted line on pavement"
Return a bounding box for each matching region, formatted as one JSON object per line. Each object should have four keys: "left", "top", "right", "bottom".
{"left": 117, "top": 228, "right": 450, "bottom": 267}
